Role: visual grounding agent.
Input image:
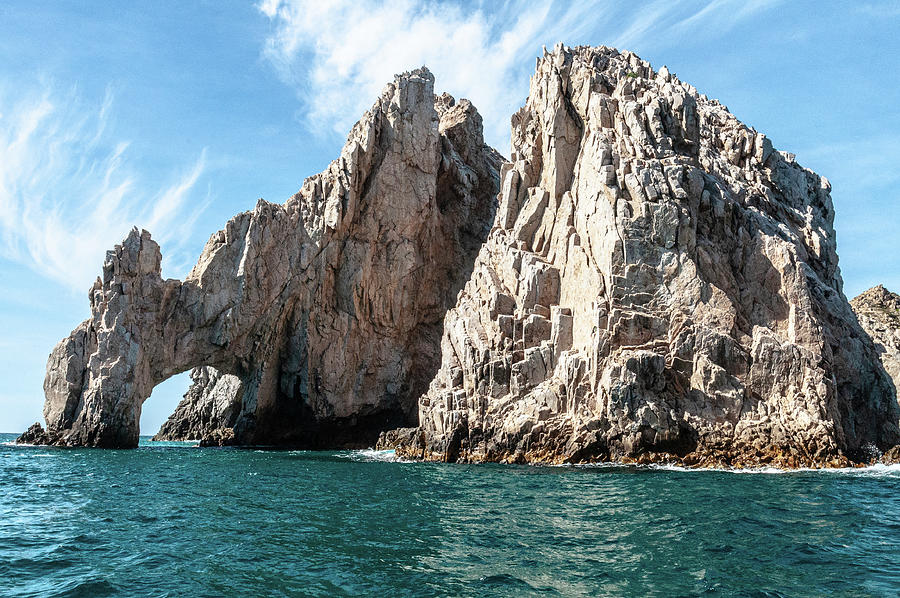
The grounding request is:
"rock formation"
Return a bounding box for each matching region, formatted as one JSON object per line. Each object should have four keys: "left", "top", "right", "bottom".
{"left": 853, "top": 285, "right": 900, "bottom": 466}
{"left": 851, "top": 285, "right": 900, "bottom": 405}
{"left": 23, "top": 68, "right": 501, "bottom": 448}
{"left": 392, "top": 44, "right": 900, "bottom": 467}
{"left": 17, "top": 422, "right": 52, "bottom": 445}
{"left": 20, "top": 44, "right": 900, "bottom": 466}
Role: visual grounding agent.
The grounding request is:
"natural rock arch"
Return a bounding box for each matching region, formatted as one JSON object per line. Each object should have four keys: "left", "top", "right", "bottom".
{"left": 38, "top": 69, "right": 501, "bottom": 448}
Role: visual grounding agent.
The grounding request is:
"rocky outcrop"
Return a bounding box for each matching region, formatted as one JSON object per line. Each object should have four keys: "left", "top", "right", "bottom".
{"left": 16, "top": 423, "right": 53, "bottom": 445}
{"left": 883, "top": 445, "right": 900, "bottom": 465}
{"left": 395, "top": 44, "right": 900, "bottom": 467}
{"left": 25, "top": 68, "right": 501, "bottom": 448}
{"left": 151, "top": 366, "right": 243, "bottom": 442}
{"left": 198, "top": 427, "right": 236, "bottom": 447}
{"left": 851, "top": 285, "right": 900, "bottom": 399}
{"left": 21, "top": 45, "right": 900, "bottom": 464}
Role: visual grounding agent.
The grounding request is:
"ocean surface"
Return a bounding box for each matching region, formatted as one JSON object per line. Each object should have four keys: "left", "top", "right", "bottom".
{"left": 1, "top": 434, "right": 898, "bottom": 597}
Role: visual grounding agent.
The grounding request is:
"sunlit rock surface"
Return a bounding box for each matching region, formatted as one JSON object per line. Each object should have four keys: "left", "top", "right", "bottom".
{"left": 393, "top": 44, "right": 899, "bottom": 467}
{"left": 151, "top": 367, "right": 243, "bottom": 442}
{"left": 22, "top": 45, "right": 900, "bottom": 464}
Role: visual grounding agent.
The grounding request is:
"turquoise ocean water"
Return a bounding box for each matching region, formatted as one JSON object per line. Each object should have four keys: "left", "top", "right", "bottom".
{"left": 1, "top": 433, "right": 898, "bottom": 597}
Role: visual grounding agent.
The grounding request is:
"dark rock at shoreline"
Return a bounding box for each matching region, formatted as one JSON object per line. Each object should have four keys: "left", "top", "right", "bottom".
{"left": 375, "top": 427, "right": 422, "bottom": 452}
{"left": 16, "top": 422, "right": 54, "bottom": 445}
{"left": 198, "top": 428, "right": 236, "bottom": 447}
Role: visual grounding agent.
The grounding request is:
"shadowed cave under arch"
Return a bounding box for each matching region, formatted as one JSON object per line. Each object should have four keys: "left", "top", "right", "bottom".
{"left": 149, "top": 363, "right": 421, "bottom": 448}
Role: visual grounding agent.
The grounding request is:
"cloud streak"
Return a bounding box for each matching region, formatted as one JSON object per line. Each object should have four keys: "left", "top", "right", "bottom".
{"left": 0, "top": 83, "right": 210, "bottom": 292}
{"left": 258, "top": 0, "right": 598, "bottom": 151}
{"left": 257, "top": 0, "right": 782, "bottom": 151}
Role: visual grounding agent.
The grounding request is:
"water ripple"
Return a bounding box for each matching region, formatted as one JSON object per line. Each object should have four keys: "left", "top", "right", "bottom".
{"left": 0, "top": 434, "right": 898, "bottom": 597}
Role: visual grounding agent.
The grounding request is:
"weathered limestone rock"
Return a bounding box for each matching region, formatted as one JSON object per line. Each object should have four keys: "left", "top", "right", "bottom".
{"left": 883, "top": 445, "right": 900, "bottom": 465}
{"left": 397, "top": 45, "right": 900, "bottom": 467}
{"left": 375, "top": 426, "right": 421, "bottom": 451}
{"left": 26, "top": 68, "right": 501, "bottom": 448}
{"left": 851, "top": 285, "right": 900, "bottom": 400}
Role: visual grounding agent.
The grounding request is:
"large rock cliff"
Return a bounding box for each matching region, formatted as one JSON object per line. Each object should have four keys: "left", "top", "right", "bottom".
{"left": 26, "top": 68, "right": 501, "bottom": 448}
{"left": 393, "top": 45, "right": 900, "bottom": 467}
{"left": 21, "top": 45, "right": 900, "bottom": 464}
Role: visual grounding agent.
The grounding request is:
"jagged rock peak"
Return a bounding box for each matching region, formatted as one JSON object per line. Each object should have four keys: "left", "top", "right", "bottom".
{"left": 852, "top": 285, "right": 900, "bottom": 315}
{"left": 394, "top": 43, "right": 899, "bottom": 467}
{"left": 24, "top": 67, "right": 502, "bottom": 448}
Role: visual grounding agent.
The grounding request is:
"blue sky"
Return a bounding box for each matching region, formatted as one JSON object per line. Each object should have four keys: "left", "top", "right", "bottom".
{"left": 1, "top": 0, "right": 898, "bottom": 434}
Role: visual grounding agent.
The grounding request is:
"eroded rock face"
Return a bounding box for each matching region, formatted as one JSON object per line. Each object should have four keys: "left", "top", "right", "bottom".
{"left": 396, "top": 44, "right": 900, "bottom": 467}
{"left": 851, "top": 285, "right": 900, "bottom": 403}
{"left": 28, "top": 68, "right": 501, "bottom": 448}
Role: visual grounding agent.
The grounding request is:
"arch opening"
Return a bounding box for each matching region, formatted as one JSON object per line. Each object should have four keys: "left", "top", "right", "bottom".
{"left": 140, "top": 370, "right": 192, "bottom": 439}
{"left": 145, "top": 366, "right": 244, "bottom": 444}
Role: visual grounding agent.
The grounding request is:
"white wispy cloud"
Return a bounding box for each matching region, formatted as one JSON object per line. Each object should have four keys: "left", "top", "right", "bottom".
{"left": 257, "top": 0, "right": 782, "bottom": 152}
{"left": 855, "top": 2, "right": 900, "bottom": 18}
{"left": 0, "top": 83, "right": 210, "bottom": 292}
{"left": 258, "top": 0, "right": 596, "bottom": 152}
{"left": 670, "top": 0, "right": 782, "bottom": 35}
{"left": 0, "top": 1, "right": 783, "bottom": 294}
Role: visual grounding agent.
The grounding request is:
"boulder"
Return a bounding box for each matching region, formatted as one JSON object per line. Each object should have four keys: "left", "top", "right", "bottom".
{"left": 16, "top": 422, "right": 54, "bottom": 445}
